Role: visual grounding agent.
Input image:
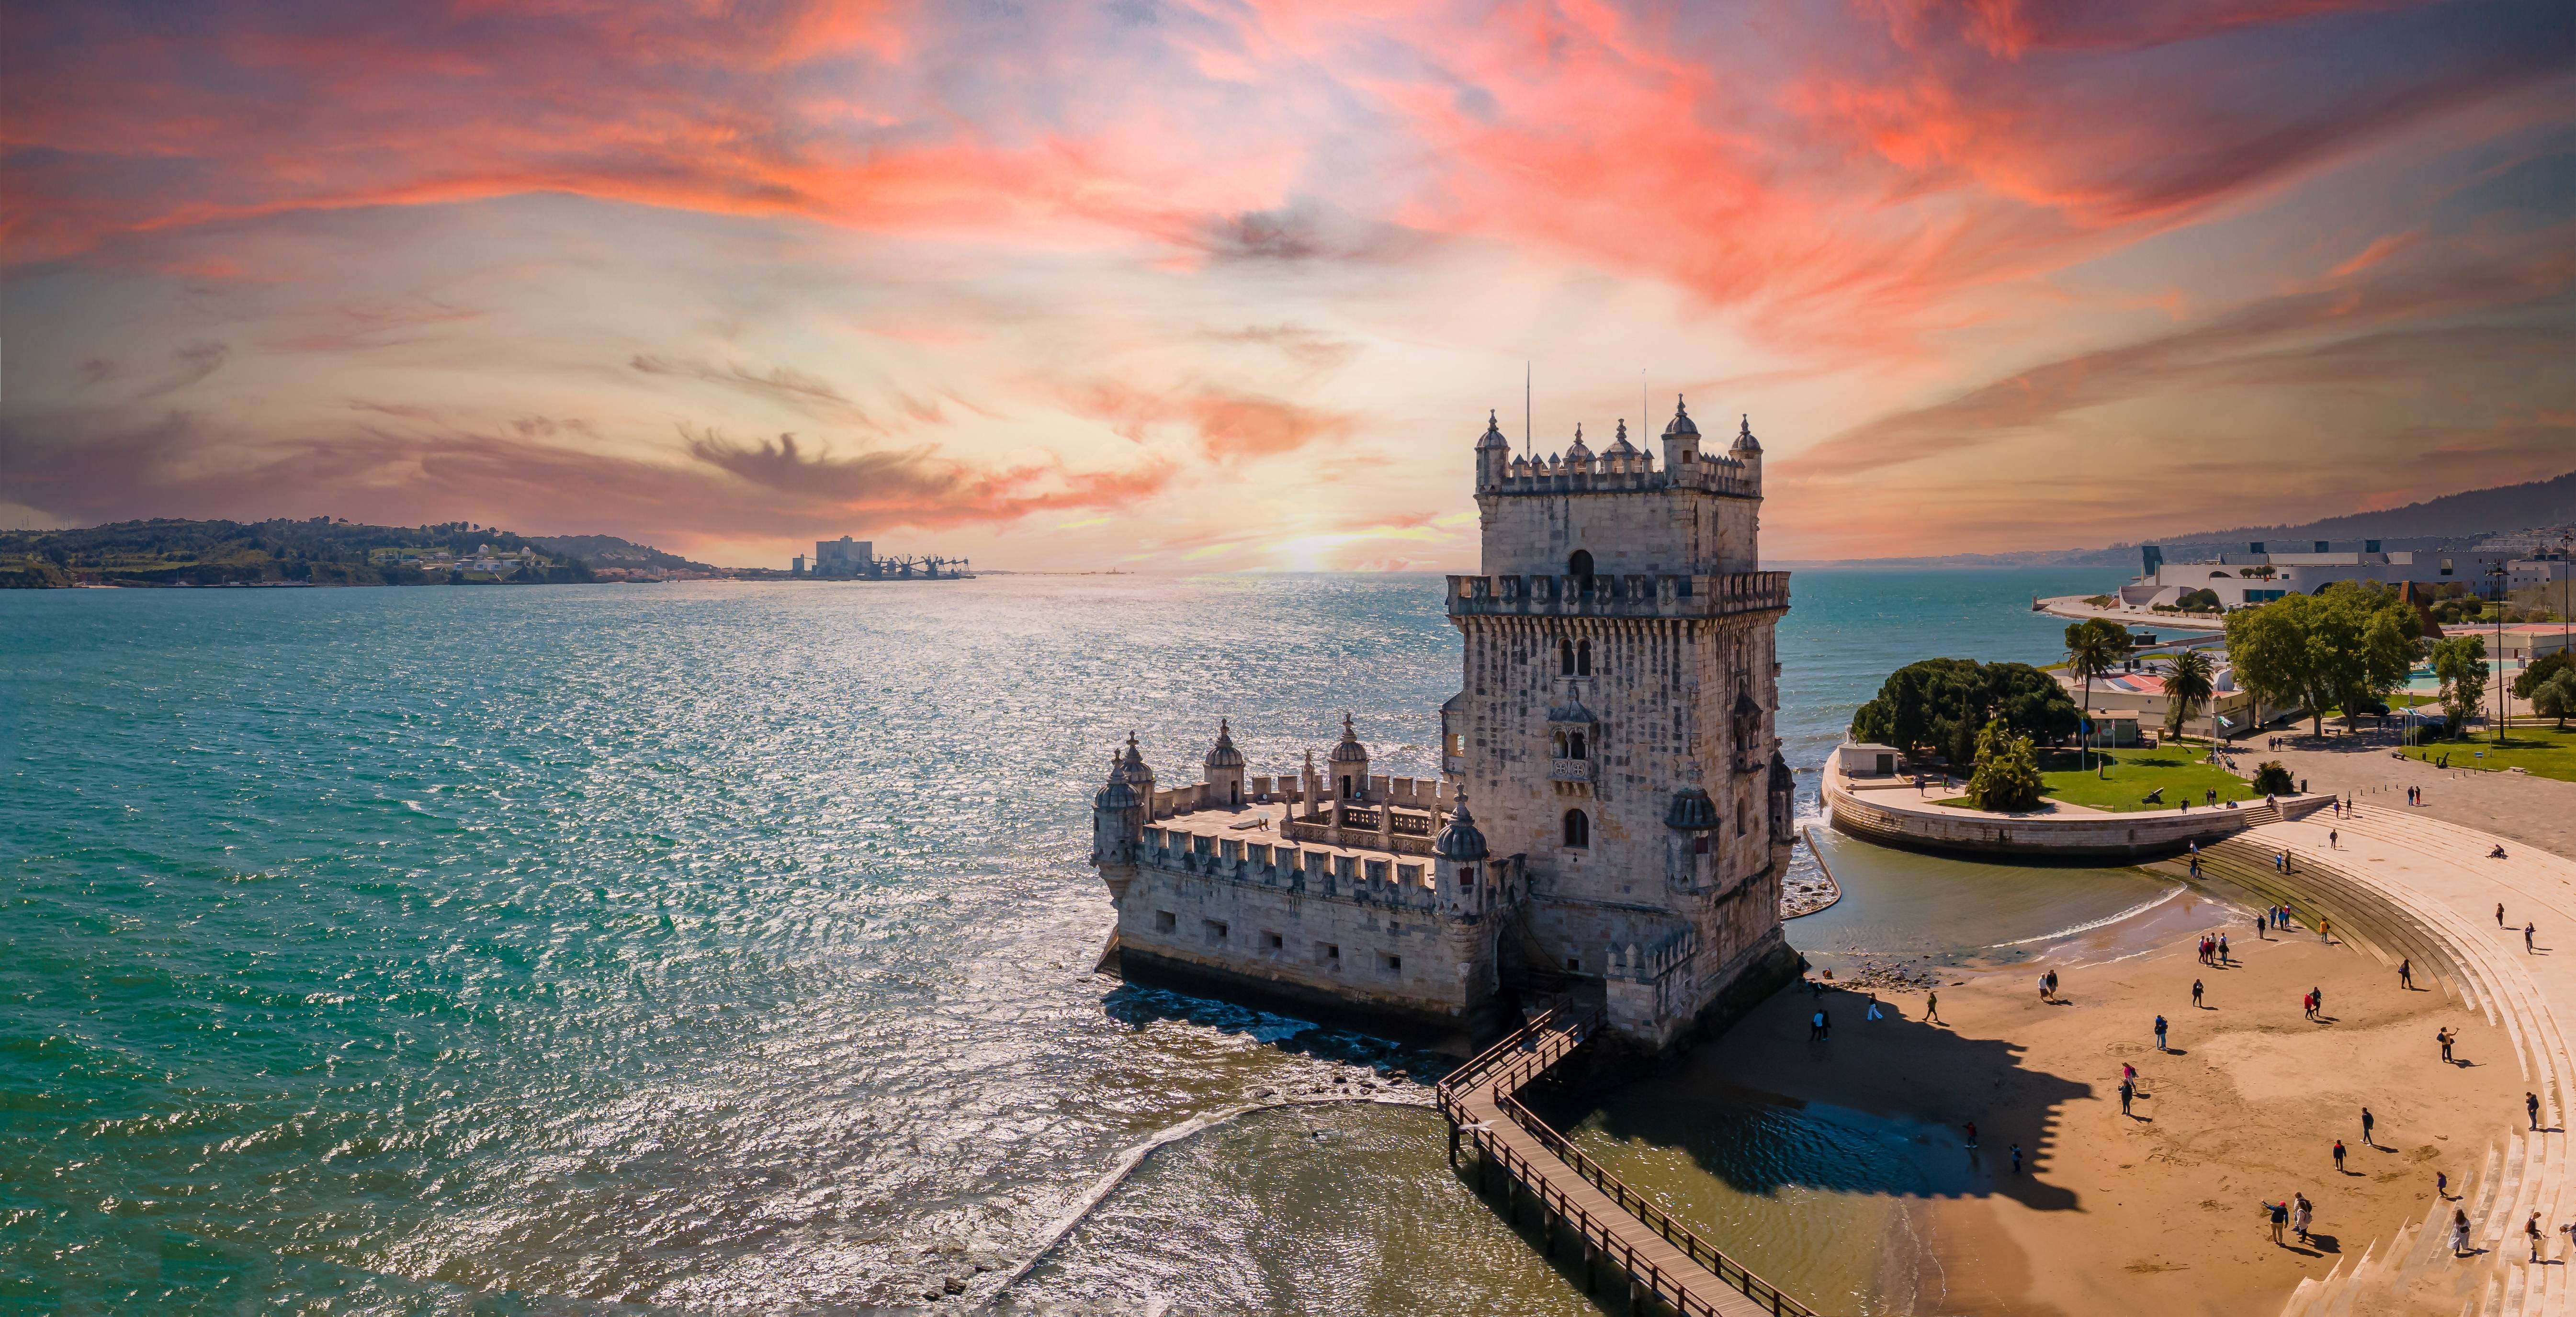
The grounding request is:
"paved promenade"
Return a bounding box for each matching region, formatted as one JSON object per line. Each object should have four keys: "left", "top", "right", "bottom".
{"left": 2244, "top": 726, "right": 2576, "bottom": 858}
{"left": 2248, "top": 805, "right": 2576, "bottom": 1315}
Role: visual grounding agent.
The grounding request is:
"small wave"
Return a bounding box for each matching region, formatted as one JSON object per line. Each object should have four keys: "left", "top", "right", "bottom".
{"left": 1988, "top": 884, "right": 2187, "bottom": 947}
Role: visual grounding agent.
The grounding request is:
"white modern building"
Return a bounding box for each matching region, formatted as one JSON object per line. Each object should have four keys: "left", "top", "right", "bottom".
{"left": 2120, "top": 541, "right": 2517, "bottom": 611}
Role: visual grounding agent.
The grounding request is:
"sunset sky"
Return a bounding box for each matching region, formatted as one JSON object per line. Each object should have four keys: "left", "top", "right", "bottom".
{"left": 4, "top": 0, "right": 2571, "bottom": 569}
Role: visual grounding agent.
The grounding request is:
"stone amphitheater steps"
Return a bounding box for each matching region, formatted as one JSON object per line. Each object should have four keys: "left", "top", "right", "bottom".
{"left": 2229, "top": 812, "right": 2576, "bottom": 1317}
{"left": 2190, "top": 839, "right": 2475, "bottom": 1011}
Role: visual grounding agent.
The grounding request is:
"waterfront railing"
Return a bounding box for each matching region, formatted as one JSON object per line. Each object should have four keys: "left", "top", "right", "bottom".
{"left": 1435, "top": 1006, "right": 1816, "bottom": 1317}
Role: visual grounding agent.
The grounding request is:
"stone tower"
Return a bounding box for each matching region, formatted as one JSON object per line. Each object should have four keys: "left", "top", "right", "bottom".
{"left": 1443, "top": 396, "right": 1798, "bottom": 1048}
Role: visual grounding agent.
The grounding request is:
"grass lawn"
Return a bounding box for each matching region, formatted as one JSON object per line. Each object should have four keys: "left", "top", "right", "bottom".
{"left": 2039, "top": 749, "right": 2263, "bottom": 812}
{"left": 2402, "top": 726, "right": 2576, "bottom": 784}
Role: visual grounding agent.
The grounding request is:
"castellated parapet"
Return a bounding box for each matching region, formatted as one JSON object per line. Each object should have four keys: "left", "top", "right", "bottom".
{"left": 1092, "top": 396, "right": 1798, "bottom": 1049}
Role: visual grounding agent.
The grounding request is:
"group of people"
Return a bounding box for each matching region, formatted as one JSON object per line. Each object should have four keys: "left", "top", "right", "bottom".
{"left": 2195, "top": 934, "right": 2230, "bottom": 966}
{"left": 2301, "top": 986, "right": 2327, "bottom": 1021}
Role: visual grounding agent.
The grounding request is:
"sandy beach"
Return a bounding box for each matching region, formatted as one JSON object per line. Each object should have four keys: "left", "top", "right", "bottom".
{"left": 1637, "top": 902, "right": 2524, "bottom": 1315}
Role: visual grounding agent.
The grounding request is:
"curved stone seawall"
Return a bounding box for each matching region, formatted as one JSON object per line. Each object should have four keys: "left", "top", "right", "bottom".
{"left": 1825, "top": 773, "right": 2332, "bottom": 860}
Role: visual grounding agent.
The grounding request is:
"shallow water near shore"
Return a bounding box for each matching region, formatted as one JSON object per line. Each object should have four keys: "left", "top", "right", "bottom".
{"left": 4, "top": 566, "right": 2147, "bottom": 1313}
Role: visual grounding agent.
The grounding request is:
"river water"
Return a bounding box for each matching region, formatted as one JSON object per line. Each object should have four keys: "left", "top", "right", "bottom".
{"left": 3, "top": 567, "right": 2164, "bottom": 1314}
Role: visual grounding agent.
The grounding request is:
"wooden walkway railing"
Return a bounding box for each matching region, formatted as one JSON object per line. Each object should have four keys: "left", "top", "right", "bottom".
{"left": 1435, "top": 1007, "right": 1817, "bottom": 1317}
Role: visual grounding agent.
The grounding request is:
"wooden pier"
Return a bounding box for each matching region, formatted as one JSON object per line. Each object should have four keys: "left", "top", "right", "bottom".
{"left": 1436, "top": 1006, "right": 1816, "bottom": 1317}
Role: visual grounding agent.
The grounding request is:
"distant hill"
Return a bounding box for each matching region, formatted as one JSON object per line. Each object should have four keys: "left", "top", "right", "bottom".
{"left": 526, "top": 534, "right": 714, "bottom": 574}
{"left": 0, "top": 517, "right": 704, "bottom": 587}
{"left": 1781, "top": 469, "right": 2576, "bottom": 570}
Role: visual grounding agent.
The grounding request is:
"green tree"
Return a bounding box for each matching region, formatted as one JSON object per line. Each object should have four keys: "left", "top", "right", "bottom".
{"left": 1965, "top": 719, "right": 2044, "bottom": 812}
{"left": 2251, "top": 761, "right": 2296, "bottom": 795}
{"left": 2064, "top": 618, "right": 2130, "bottom": 769}
{"left": 2223, "top": 583, "right": 2420, "bottom": 735}
{"left": 2526, "top": 669, "right": 2576, "bottom": 731}
{"left": 2162, "top": 647, "right": 2217, "bottom": 742}
{"left": 2512, "top": 652, "right": 2573, "bottom": 702}
{"left": 2431, "top": 635, "right": 2488, "bottom": 736}
{"left": 1850, "top": 659, "right": 2079, "bottom": 766}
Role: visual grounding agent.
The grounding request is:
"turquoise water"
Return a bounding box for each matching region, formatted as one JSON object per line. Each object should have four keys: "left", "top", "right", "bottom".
{"left": 0, "top": 568, "right": 2121, "bottom": 1313}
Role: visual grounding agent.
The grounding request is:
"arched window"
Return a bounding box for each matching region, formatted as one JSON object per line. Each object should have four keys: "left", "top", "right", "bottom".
{"left": 1559, "top": 640, "right": 1575, "bottom": 675}
{"left": 1230, "top": 781, "right": 1241, "bottom": 806}
{"left": 1576, "top": 639, "right": 1592, "bottom": 676}
{"left": 1569, "top": 550, "right": 1595, "bottom": 593}
{"left": 1341, "top": 774, "right": 1354, "bottom": 799}
{"left": 1551, "top": 731, "right": 1568, "bottom": 759}
{"left": 1563, "top": 809, "right": 1590, "bottom": 848}
{"left": 1569, "top": 732, "right": 1587, "bottom": 760}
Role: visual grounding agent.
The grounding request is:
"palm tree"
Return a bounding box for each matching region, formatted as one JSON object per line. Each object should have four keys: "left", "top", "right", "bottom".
{"left": 2065, "top": 619, "right": 2130, "bottom": 773}
{"left": 2163, "top": 647, "right": 2217, "bottom": 746}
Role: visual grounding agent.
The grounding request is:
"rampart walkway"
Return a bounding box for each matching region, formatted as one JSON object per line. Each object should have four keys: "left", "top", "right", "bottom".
{"left": 1435, "top": 1007, "right": 1812, "bottom": 1317}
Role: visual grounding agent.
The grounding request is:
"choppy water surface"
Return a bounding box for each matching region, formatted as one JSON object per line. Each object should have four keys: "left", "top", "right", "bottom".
{"left": 2, "top": 568, "right": 2138, "bottom": 1313}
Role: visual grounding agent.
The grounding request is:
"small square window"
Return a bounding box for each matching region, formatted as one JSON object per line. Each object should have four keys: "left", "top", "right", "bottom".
{"left": 1320, "top": 942, "right": 1341, "bottom": 966}
{"left": 1397, "top": 864, "right": 1422, "bottom": 885}
{"left": 1250, "top": 844, "right": 1271, "bottom": 866}
{"left": 1203, "top": 919, "right": 1228, "bottom": 943}
{"left": 1564, "top": 957, "right": 1580, "bottom": 972}
{"left": 1380, "top": 953, "right": 1402, "bottom": 975}
{"left": 1335, "top": 856, "right": 1356, "bottom": 879}
{"left": 1366, "top": 860, "right": 1388, "bottom": 882}
{"left": 1222, "top": 840, "right": 1242, "bottom": 861}
{"left": 1264, "top": 931, "right": 1284, "bottom": 950}
{"left": 1155, "top": 911, "right": 1177, "bottom": 933}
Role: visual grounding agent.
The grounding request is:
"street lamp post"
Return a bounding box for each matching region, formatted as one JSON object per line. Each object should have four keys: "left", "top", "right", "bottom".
{"left": 2489, "top": 562, "right": 2509, "bottom": 745}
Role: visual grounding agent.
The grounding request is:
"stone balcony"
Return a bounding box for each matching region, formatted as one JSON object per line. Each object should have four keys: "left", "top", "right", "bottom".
{"left": 1548, "top": 759, "right": 1595, "bottom": 783}
{"left": 1446, "top": 571, "right": 1789, "bottom": 621}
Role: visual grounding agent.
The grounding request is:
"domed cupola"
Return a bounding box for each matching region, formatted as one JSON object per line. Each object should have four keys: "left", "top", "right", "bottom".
{"left": 1562, "top": 423, "right": 1593, "bottom": 466}
{"left": 1665, "top": 787, "right": 1721, "bottom": 831}
{"left": 1328, "top": 713, "right": 1369, "bottom": 764}
{"left": 1604, "top": 419, "right": 1639, "bottom": 460}
{"left": 1203, "top": 718, "right": 1245, "bottom": 770}
{"left": 1476, "top": 409, "right": 1510, "bottom": 451}
{"left": 1662, "top": 396, "right": 1699, "bottom": 439}
{"left": 1094, "top": 775, "right": 1141, "bottom": 811}
{"left": 1730, "top": 414, "right": 1762, "bottom": 455}
{"left": 1434, "top": 792, "right": 1489, "bottom": 861}
{"left": 1111, "top": 732, "right": 1154, "bottom": 794}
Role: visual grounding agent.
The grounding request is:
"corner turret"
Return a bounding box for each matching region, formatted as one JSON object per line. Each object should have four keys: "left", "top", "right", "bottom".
{"left": 1327, "top": 712, "right": 1370, "bottom": 800}
{"left": 1202, "top": 719, "right": 1246, "bottom": 808}
{"left": 1474, "top": 410, "right": 1512, "bottom": 490}
{"left": 1660, "top": 396, "right": 1700, "bottom": 472}
{"left": 1730, "top": 414, "right": 1763, "bottom": 491}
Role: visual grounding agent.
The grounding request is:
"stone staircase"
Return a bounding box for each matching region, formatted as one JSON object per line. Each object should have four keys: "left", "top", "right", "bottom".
{"left": 2225, "top": 810, "right": 2576, "bottom": 1316}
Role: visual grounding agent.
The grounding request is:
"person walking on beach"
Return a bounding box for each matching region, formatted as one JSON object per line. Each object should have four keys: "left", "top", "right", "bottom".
{"left": 2155, "top": 1014, "right": 2169, "bottom": 1052}
{"left": 2038, "top": 972, "right": 2050, "bottom": 1003}
{"left": 2267, "top": 1198, "right": 2290, "bottom": 1245}
{"left": 1924, "top": 991, "right": 1941, "bottom": 1024}
{"left": 1809, "top": 1009, "right": 1825, "bottom": 1041}
{"left": 2304, "top": 991, "right": 2317, "bottom": 1022}
{"left": 2313, "top": 985, "right": 2325, "bottom": 1016}
{"left": 2526, "top": 923, "right": 2537, "bottom": 954}
{"left": 2400, "top": 958, "right": 2414, "bottom": 990}
{"left": 2334, "top": 1139, "right": 2348, "bottom": 1173}
{"left": 2321, "top": 916, "right": 2332, "bottom": 945}
{"left": 2529, "top": 1092, "right": 2542, "bottom": 1130}
{"left": 2451, "top": 1209, "right": 2473, "bottom": 1256}
{"left": 2218, "top": 933, "right": 2229, "bottom": 964}
{"left": 2500, "top": 902, "right": 2508, "bottom": 928}
{"left": 2329, "top": 828, "right": 2339, "bottom": 849}
{"left": 2438, "top": 1170, "right": 2450, "bottom": 1201}
{"left": 2255, "top": 910, "right": 2266, "bottom": 942}
{"left": 2362, "top": 1106, "right": 2376, "bottom": 1148}
{"left": 2295, "top": 1194, "right": 2314, "bottom": 1245}
{"left": 2192, "top": 979, "right": 2205, "bottom": 1009}
{"left": 2120, "top": 1077, "right": 2135, "bottom": 1116}
{"left": 2530, "top": 1211, "right": 2546, "bottom": 1262}
{"left": 2047, "top": 968, "right": 2059, "bottom": 999}
{"left": 2440, "top": 1028, "right": 2455, "bottom": 1064}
